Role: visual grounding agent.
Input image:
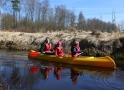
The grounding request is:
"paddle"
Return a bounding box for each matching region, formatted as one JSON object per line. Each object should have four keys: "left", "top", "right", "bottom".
{"left": 79, "top": 52, "right": 84, "bottom": 55}
{"left": 77, "top": 52, "right": 84, "bottom": 57}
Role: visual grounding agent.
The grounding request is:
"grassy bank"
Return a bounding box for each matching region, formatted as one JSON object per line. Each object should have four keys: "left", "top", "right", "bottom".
{"left": 0, "top": 30, "right": 124, "bottom": 49}
{"left": 0, "top": 30, "right": 124, "bottom": 63}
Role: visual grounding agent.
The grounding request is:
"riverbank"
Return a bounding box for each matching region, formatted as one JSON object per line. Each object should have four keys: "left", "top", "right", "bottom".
{"left": 0, "top": 30, "right": 124, "bottom": 61}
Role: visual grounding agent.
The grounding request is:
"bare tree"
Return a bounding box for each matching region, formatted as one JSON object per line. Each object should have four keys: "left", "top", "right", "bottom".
{"left": 2, "top": 13, "right": 14, "bottom": 30}
{"left": 0, "top": 0, "right": 10, "bottom": 30}
{"left": 35, "top": 1, "right": 42, "bottom": 31}
{"left": 64, "top": 10, "right": 76, "bottom": 30}
{"left": 22, "top": 0, "right": 38, "bottom": 32}
{"left": 55, "top": 5, "right": 67, "bottom": 30}
{"left": 118, "top": 20, "right": 124, "bottom": 31}
{"left": 40, "top": 0, "right": 50, "bottom": 30}
{"left": 77, "top": 11, "right": 86, "bottom": 30}
{"left": 26, "top": 0, "right": 36, "bottom": 21}
{"left": 46, "top": 7, "right": 56, "bottom": 30}
{"left": 69, "top": 11, "right": 76, "bottom": 28}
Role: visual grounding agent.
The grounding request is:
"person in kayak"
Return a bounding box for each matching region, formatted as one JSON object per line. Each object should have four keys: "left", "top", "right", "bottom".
{"left": 39, "top": 37, "right": 54, "bottom": 54}
{"left": 71, "top": 41, "right": 82, "bottom": 58}
{"left": 53, "top": 40, "right": 61, "bottom": 50}
{"left": 54, "top": 40, "right": 65, "bottom": 56}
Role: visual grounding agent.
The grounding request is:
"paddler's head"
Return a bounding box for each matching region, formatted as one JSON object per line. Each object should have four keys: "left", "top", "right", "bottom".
{"left": 74, "top": 41, "right": 79, "bottom": 46}
{"left": 45, "top": 37, "right": 50, "bottom": 43}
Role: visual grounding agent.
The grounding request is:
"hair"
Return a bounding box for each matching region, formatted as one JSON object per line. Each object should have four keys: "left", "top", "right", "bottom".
{"left": 75, "top": 41, "right": 79, "bottom": 44}
{"left": 57, "top": 40, "right": 62, "bottom": 45}
{"left": 45, "top": 37, "right": 49, "bottom": 42}
{"left": 45, "top": 37, "right": 49, "bottom": 40}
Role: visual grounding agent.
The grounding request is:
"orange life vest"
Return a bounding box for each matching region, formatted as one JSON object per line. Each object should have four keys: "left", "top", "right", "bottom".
{"left": 44, "top": 43, "right": 52, "bottom": 52}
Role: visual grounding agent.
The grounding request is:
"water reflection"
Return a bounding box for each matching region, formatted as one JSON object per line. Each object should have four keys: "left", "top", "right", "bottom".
{"left": 30, "top": 61, "right": 39, "bottom": 73}
{"left": 0, "top": 59, "right": 116, "bottom": 90}
{"left": 11, "top": 68, "right": 20, "bottom": 85}
{"left": 54, "top": 65, "right": 62, "bottom": 80}
{"left": 30, "top": 66, "right": 39, "bottom": 73}
{"left": 40, "top": 62, "right": 52, "bottom": 80}
{"left": 70, "top": 68, "right": 83, "bottom": 85}
{"left": 0, "top": 50, "right": 124, "bottom": 90}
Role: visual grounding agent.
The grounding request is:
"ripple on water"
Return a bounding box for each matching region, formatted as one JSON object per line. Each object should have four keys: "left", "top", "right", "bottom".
{"left": 94, "top": 70, "right": 124, "bottom": 90}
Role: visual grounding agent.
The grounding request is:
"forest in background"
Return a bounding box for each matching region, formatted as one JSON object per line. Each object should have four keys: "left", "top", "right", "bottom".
{"left": 0, "top": 0, "right": 124, "bottom": 32}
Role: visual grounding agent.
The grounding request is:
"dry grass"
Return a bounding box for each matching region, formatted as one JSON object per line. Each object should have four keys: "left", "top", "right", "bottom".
{"left": 0, "top": 30, "right": 124, "bottom": 50}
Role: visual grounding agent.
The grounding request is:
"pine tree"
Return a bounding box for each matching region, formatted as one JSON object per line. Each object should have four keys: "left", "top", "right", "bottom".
{"left": 11, "top": 0, "right": 20, "bottom": 29}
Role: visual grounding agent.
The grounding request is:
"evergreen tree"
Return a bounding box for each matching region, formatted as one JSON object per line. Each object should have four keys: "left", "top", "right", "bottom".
{"left": 11, "top": 0, "right": 20, "bottom": 29}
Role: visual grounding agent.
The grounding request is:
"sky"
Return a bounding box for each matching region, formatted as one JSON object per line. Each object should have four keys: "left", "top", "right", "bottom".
{"left": 49, "top": 0, "right": 124, "bottom": 24}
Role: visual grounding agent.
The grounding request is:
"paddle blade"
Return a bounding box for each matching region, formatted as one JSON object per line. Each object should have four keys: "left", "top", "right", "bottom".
{"left": 30, "top": 66, "right": 39, "bottom": 72}
{"left": 30, "top": 51, "right": 39, "bottom": 57}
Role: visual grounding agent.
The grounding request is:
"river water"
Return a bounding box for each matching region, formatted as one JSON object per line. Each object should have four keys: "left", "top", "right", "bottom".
{"left": 0, "top": 50, "right": 124, "bottom": 90}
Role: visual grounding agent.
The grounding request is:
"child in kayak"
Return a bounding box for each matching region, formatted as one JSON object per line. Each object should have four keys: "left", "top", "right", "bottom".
{"left": 54, "top": 40, "right": 65, "bottom": 56}
{"left": 71, "top": 41, "right": 82, "bottom": 58}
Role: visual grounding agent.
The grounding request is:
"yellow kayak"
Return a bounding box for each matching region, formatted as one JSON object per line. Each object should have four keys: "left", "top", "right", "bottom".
{"left": 28, "top": 50, "right": 116, "bottom": 68}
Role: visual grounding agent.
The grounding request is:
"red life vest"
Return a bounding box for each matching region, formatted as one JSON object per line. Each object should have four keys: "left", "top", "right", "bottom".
{"left": 72, "top": 45, "right": 80, "bottom": 58}
{"left": 44, "top": 43, "right": 52, "bottom": 52}
{"left": 54, "top": 47, "right": 64, "bottom": 56}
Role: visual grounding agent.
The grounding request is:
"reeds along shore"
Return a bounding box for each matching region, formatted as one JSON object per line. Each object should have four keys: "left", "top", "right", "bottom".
{"left": 0, "top": 30, "right": 124, "bottom": 63}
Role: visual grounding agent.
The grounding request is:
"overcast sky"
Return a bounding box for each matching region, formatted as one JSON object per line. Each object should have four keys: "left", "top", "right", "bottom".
{"left": 49, "top": 0, "right": 124, "bottom": 24}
